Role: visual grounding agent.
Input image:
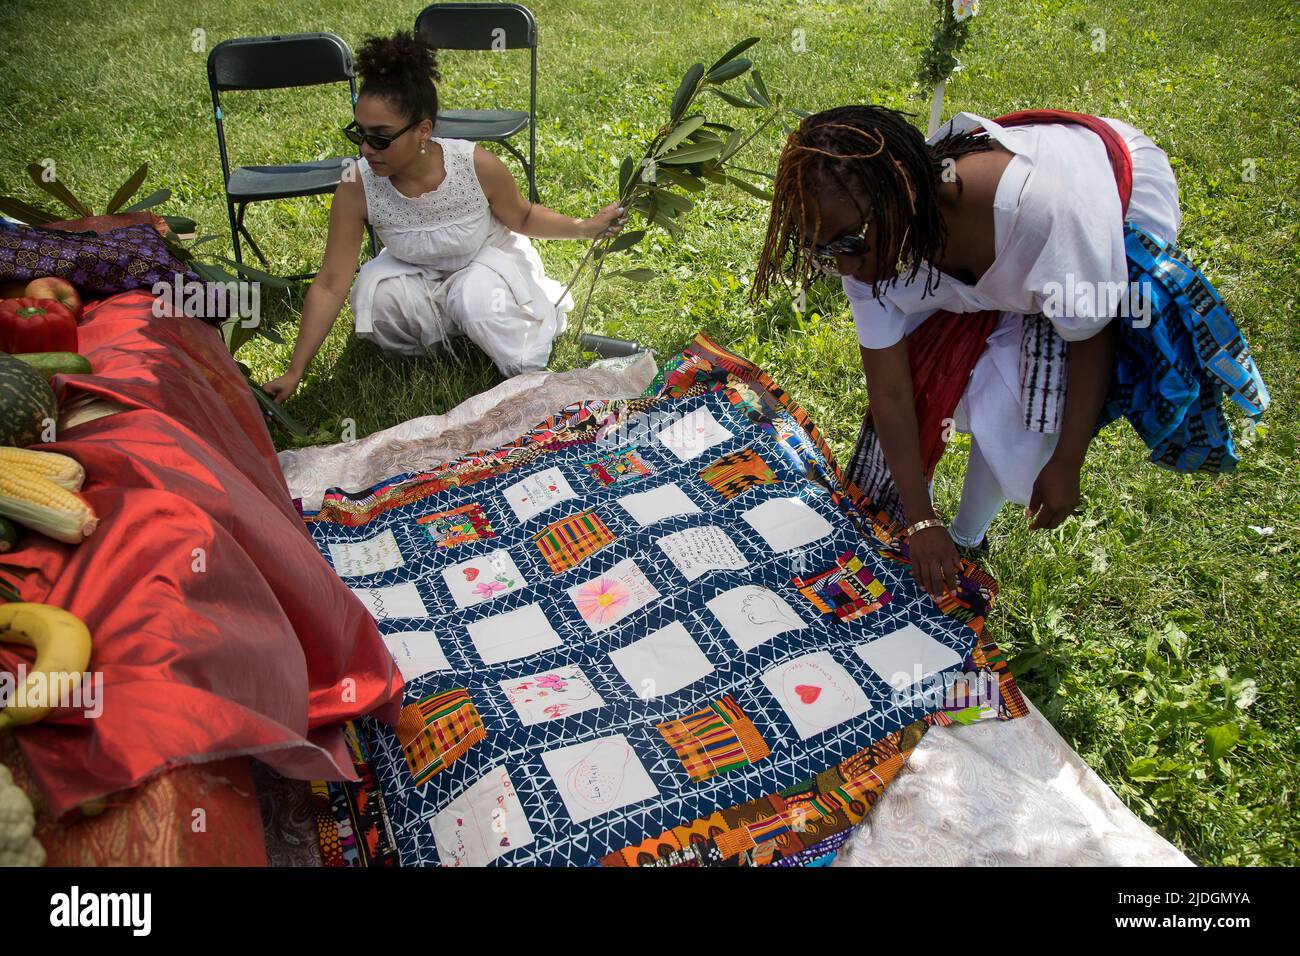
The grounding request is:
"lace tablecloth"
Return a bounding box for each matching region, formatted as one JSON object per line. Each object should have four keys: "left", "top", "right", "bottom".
{"left": 834, "top": 696, "right": 1192, "bottom": 866}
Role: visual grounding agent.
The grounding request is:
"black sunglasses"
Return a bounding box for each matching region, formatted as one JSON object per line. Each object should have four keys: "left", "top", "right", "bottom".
{"left": 804, "top": 216, "right": 873, "bottom": 272}
{"left": 342, "top": 119, "right": 421, "bottom": 151}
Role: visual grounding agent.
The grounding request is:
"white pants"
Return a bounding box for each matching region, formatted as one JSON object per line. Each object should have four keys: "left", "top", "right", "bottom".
{"left": 355, "top": 259, "right": 560, "bottom": 376}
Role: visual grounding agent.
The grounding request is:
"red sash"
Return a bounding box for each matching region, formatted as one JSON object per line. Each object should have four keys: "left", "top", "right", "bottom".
{"left": 886, "top": 110, "right": 1135, "bottom": 480}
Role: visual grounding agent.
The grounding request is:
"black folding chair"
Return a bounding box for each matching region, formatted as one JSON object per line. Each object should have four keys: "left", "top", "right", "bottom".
{"left": 414, "top": 3, "right": 540, "bottom": 203}
{"left": 207, "top": 32, "right": 375, "bottom": 280}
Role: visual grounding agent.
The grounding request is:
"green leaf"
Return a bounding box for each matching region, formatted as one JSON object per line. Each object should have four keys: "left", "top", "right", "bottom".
{"left": 719, "top": 129, "right": 744, "bottom": 162}
{"left": 653, "top": 168, "right": 706, "bottom": 192}
{"left": 250, "top": 381, "right": 309, "bottom": 437}
{"left": 212, "top": 255, "right": 294, "bottom": 289}
{"left": 105, "top": 163, "right": 149, "bottom": 214}
{"left": 0, "top": 195, "right": 60, "bottom": 224}
{"left": 743, "top": 78, "right": 771, "bottom": 109}
{"left": 670, "top": 63, "right": 705, "bottom": 123}
{"left": 603, "top": 229, "right": 645, "bottom": 254}
{"left": 608, "top": 268, "right": 656, "bottom": 282}
{"left": 709, "top": 87, "right": 760, "bottom": 109}
{"left": 1205, "top": 724, "right": 1240, "bottom": 761}
{"left": 26, "top": 163, "right": 92, "bottom": 218}
{"left": 702, "top": 122, "right": 736, "bottom": 133}
{"left": 751, "top": 68, "right": 770, "bottom": 103}
{"left": 123, "top": 189, "right": 172, "bottom": 212}
{"left": 706, "top": 36, "right": 760, "bottom": 74}
{"left": 659, "top": 141, "right": 724, "bottom": 165}
{"left": 25, "top": 165, "right": 91, "bottom": 218}
{"left": 724, "top": 174, "right": 774, "bottom": 201}
{"left": 657, "top": 115, "right": 706, "bottom": 155}
{"left": 705, "top": 58, "right": 752, "bottom": 84}
{"left": 162, "top": 215, "right": 197, "bottom": 236}
{"left": 1127, "top": 757, "right": 1162, "bottom": 780}
{"left": 648, "top": 189, "right": 694, "bottom": 214}
{"left": 617, "top": 155, "right": 635, "bottom": 198}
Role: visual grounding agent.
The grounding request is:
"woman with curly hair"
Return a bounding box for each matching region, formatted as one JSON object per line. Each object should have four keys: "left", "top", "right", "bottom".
{"left": 751, "top": 106, "right": 1267, "bottom": 599}
{"left": 264, "top": 29, "right": 626, "bottom": 396}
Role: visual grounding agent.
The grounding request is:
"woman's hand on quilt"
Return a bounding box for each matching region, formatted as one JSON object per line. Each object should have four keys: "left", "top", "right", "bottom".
{"left": 261, "top": 371, "right": 302, "bottom": 403}
{"left": 1027, "top": 455, "right": 1081, "bottom": 530}
{"left": 909, "top": 524, "right": 964, "bottom": 599}
{"left": 585, "top": 202, "right": 628, "bottom": 240}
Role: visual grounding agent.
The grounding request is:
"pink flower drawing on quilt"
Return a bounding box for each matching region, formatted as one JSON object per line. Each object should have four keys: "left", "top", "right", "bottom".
{"left": 574, "top": 576, "right": 631, "bottom": 627}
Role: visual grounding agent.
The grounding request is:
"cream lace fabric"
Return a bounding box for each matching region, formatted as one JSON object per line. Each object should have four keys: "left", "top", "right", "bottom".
{"left": 833, "top": 697, "right": 1193, "bottom": 866}
{"left": 277, "top": 353, "right": 659, "bottom": 512}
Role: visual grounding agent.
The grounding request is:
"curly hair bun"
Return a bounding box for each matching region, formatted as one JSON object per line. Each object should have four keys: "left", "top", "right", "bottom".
{"left": 356, "top": 29, "right": 442, "bottom": 84}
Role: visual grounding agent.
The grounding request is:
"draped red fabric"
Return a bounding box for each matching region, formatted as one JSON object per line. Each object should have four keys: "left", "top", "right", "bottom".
{"left": 877, "top": 109, "right": 1135, "bottom": 481}
{"left": 0, "top": 291, "right": 402, "bottom": 818}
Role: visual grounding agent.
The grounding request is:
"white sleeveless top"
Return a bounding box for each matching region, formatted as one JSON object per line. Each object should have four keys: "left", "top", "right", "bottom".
{"left": 356, "top": 136, "right": 508, "bottom": 269}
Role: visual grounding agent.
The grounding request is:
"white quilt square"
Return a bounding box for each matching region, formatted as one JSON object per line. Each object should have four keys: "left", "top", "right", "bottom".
{"left": 432, "top": 767, "right": 535, "bottom": 867}
{"left": 656, "top": 525, "right": 749, "bottom": 582}
{"left": 567, "top": 558, "right": 660, "bottom": 632}
{"left": 761, "top": 651, "right": 872, "bottom": 740}
{"left": 657, "top": 407, "right": 734, "bottom": 462}
{"left": 328, "top": 529, "right": 404, "bottom": 577}
{"left": 741, "top": 496, "right": 834, "bottom": 552}
{"left": 382, "top": 630, "right": 451, "bottom": 681}
{"left": 503, "top": 466, "right": 577, "bottom": 522}
{"left": 616, "top": 482, "right": 701, "bottom": 527}
{"left": 609, "top": 621, "right": 714, "bottom": 699}
{"left": 706, "top": 584, "right": 807, "bottom": 652}
{"left": 854, "top": 623, "right": 965, "bottom": 691}
{"left": 500, "top": 667, "right": 606, "bottom": 725}
{"left": 467, "top": 602, "right": 564, "bottom": 665}
{"left": 441, "top": 548, "right": 526, "bottom": 609}
{"left": 540, "top": 734, "right": 659, "bottom": 824}
{"left": 350, "top": 582, "right": 428, "bottom": 620}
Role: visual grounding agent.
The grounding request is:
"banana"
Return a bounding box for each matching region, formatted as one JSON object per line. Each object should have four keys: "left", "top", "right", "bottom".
{"left": 0, "top": 603, "right": 93, "bottom": 731}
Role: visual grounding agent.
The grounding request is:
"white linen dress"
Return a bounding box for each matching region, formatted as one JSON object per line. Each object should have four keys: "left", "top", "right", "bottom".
{"left": 351, "top": 136, "right": 574, "bottom": 376}
{"left": 842, "top": 113, "right": 1181, "bottom": 544}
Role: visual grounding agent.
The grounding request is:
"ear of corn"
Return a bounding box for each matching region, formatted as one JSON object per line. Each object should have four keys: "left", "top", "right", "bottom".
{"left": 0, "top": 447, "right": 85, "bottom": 491}
{"left": 0, "top": 469, "right": 97, "bottom": 544}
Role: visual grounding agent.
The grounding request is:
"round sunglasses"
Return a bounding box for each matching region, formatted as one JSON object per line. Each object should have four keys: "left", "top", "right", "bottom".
{"left": 342, "top": 118, "right": 422, "bottom": 151}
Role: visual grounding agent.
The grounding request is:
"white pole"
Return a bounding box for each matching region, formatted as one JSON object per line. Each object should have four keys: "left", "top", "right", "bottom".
{"left": 927, "top": 78, "right": 947, "bottom": 138}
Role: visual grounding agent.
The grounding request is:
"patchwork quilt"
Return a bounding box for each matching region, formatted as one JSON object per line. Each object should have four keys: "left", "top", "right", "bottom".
{"left": 303, "top": 334, "right": 1026, "bottom": 867}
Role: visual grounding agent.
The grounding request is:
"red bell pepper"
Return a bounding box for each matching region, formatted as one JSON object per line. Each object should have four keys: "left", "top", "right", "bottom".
{"left": 0, "top": 298, "right": 79, "bottom": 354}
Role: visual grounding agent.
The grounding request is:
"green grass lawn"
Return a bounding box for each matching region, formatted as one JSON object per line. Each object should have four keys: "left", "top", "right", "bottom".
{"left": 3, "top": 0, "right": 1296, "bottom": 864}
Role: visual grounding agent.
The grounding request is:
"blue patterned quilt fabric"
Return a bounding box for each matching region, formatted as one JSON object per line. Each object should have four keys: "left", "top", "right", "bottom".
{"left": 302, "top": 342, "right": 1012, "bottom": 867}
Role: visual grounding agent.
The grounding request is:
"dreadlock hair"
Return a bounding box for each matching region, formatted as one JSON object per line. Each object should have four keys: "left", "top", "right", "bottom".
{"left": 750, "top": 105, "right": 995, "bottom": 305}
{"left": 355, "top": 30, "right": 442, "bottom": 126}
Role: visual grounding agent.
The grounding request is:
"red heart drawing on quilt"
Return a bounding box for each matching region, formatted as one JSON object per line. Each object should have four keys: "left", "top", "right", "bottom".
{"left": 795, "top": 684, "right": 821, "bottom": 705}
{"left": 464, "top": 567, "right": 479, "bottom": 581}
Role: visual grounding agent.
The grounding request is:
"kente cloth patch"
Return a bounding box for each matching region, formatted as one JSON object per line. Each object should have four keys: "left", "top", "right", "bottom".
{"left": 698, "top": 446, "right": 779, "bottom": 500}
{"left": 533, "top": 509, "right": 616, "bottom": 573}
{"left": 582, "top": 446, "right": 655, "bottom": 486}
{"left": 397, "top": 688, "right": 487, "bottom": 786}
{"left": 416, "top": 503, "right": 496, "bottom": 548}
{"left": 793, "top": 552, "right": 892, "bottom": 621}
{"left": 658, "top": 695, "right": 771, "bottom": 782}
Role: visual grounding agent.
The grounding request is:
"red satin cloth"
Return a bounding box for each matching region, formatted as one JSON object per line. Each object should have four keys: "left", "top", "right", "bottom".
{"left": 1, "top": 291, "right": 402, "bottom": 819}
{"left": 885, "top": 109, "right": 1136, "bottom": 479}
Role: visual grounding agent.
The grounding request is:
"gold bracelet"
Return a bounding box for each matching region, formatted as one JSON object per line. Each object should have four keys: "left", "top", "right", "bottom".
{"left": 905, "top": 517, "right": 945, "bottom": 537}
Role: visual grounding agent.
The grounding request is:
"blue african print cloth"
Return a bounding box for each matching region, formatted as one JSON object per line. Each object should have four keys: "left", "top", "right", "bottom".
{"left": 1101, "top": 224, "right": 1271, "bottom": 473}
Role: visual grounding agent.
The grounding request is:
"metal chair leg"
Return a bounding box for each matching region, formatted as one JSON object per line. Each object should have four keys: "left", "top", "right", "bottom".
{"left": 234, "top": 204, "right": 271, "bottom": 268}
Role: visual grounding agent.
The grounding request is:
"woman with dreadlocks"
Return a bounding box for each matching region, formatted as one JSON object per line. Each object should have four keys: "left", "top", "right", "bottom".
{"left": 752, "top": 107, "right": 1267, "bottom": 599}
